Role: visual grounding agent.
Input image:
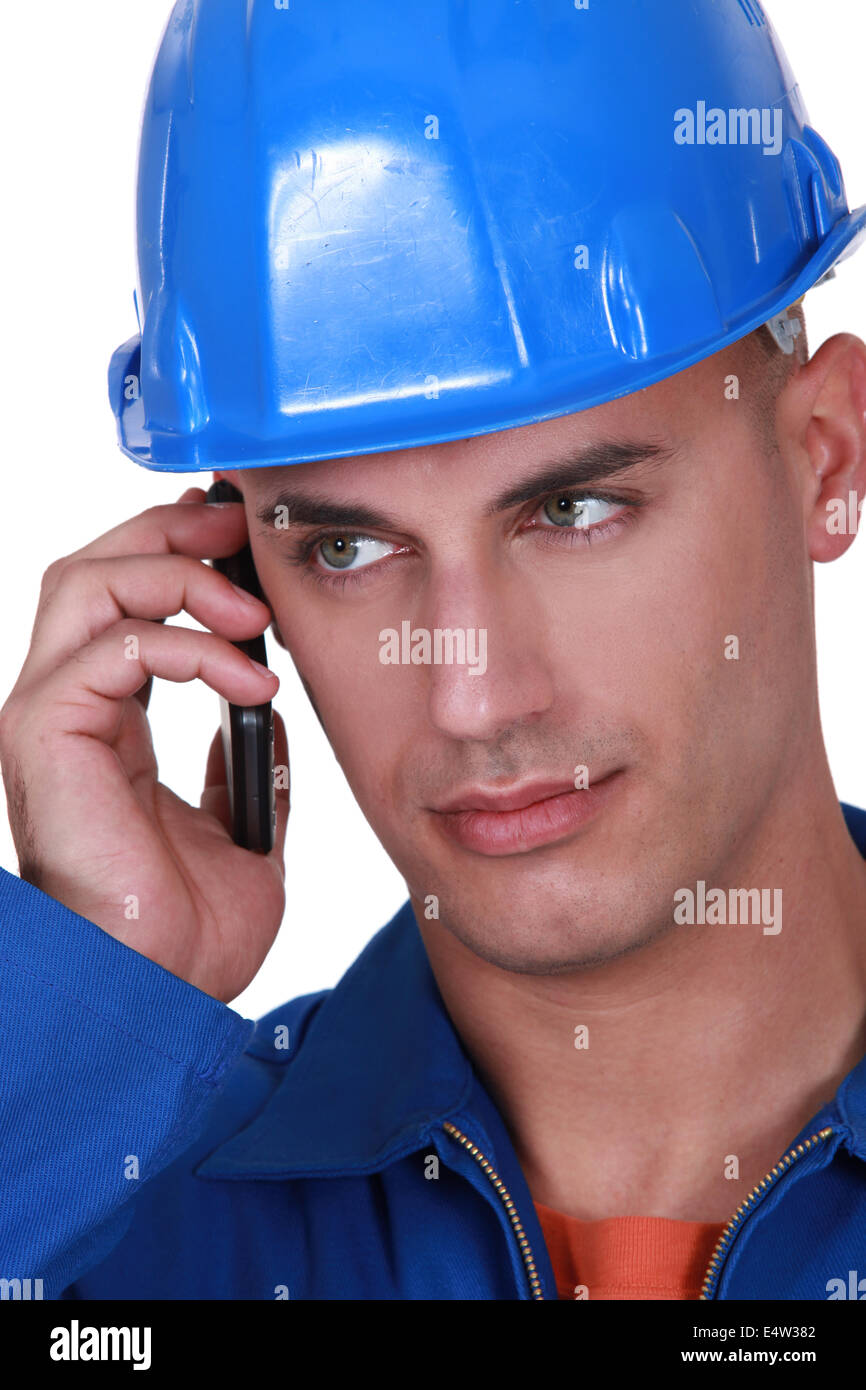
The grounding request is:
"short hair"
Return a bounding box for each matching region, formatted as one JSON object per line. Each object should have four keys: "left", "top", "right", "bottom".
{"left": 739, "top": 300, "right": 808, "bottom": 453}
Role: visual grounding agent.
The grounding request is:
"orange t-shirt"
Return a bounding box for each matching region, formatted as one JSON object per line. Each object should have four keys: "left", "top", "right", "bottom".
{"left": 535, "top": 1202, "right": 726, "bottom": 1300}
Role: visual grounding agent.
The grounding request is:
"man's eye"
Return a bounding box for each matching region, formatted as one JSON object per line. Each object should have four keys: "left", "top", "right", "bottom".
{"left": 315, "top": 534, "right": 394, "bottom": 571}
{"left": 538, "top": 495, "right": 619, "bottom": 529}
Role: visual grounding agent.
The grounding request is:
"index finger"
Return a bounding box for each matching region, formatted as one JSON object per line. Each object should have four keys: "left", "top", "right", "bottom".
{"left": 65, "top": 495, "right": 253, "bottom": 565}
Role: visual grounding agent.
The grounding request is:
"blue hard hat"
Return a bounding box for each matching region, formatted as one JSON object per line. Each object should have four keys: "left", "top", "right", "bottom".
{"left": 108, "top": 0, "right": 866, "bottom": 473}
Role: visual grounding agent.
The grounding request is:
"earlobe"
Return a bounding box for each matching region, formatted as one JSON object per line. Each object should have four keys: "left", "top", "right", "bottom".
{"left": 270, "top": 620, "right": 288, "bottom": 650}
{"left": 798, "top": 336, "right": 866, "bottom": 564}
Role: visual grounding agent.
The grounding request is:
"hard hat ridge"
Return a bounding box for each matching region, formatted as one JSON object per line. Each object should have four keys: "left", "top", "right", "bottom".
{"left": 109, "top": 0, "right": 866, "bottom": 472}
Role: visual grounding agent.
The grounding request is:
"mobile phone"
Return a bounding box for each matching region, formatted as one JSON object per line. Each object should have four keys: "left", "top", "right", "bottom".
{"left": 205, "top": 479, "right": 275, "bottom": 853}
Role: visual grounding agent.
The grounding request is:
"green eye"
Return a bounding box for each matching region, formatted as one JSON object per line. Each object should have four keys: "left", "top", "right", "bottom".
{"left": 319, "top": 535, "right": 359, "bottom": 569}
{"left": 315, "top": 534, "right": 395, "bottom": 572}
{"left": 543, "top": 496, "right": 591, "bottom": 527}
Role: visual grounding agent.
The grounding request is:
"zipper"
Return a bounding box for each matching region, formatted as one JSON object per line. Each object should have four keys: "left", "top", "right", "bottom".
{"left": 446, "top": 1118, "right": 836, "bottom": 1301}
{"left": 700, "top": 1126, "right": 835, "bottom": 1299}
{"left": 442, "top": 1119, "right": 545, "bottom": 1300}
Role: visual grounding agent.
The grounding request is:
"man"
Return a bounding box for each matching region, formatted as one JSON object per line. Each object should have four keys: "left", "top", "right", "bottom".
{"left": 1, "top": 0, "right": 866, "bottom": 1302}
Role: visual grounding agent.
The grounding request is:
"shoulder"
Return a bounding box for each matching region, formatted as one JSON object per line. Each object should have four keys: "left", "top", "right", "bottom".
{"left": 191, "top": 988, "right": 331, "bottom": 1156}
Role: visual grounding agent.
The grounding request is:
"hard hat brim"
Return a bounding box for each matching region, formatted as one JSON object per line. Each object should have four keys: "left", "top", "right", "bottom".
{"left": 109, "top": 202, "right": 866, "bottom": 474}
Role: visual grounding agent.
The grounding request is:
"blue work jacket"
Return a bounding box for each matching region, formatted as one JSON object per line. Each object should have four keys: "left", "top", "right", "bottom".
{"left": 2, "top": 804, "right": 866, "bottom": 1301}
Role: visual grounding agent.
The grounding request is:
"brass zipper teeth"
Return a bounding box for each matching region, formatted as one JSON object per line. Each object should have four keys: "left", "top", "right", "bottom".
{"left": 443, "top": 1120, "right": 545, "bottom": 1300}
{"left": 700, "top": 1126, "right": 834, "bottom": 1300}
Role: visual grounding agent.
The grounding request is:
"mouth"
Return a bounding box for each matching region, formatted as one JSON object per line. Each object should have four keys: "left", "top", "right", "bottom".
{"left": 430, "top": 770, "right": 624, "bottom": 857}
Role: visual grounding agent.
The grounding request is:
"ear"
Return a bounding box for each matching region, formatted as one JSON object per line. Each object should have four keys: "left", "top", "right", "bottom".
{"left": 779, "top": 333, "right": 866, "bottom": 563}
{"left": 270, "top": 620, "right": 288, "bottom": 650}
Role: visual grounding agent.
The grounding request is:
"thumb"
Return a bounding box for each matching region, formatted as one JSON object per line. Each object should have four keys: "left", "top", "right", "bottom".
{"left": 200, "top": 722, "right": 231, "bottom": 834}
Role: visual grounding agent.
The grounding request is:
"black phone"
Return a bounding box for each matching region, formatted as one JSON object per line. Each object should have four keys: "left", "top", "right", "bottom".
{"left": 205, "top": 479, "right": 275, "bottom": 853}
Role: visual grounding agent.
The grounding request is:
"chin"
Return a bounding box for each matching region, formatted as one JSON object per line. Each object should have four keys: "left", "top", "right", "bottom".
{"left": 437, "top": 898, "right": 671, "bottom": 976}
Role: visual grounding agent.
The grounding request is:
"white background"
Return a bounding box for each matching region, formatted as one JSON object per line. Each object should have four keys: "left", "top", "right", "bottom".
{"left": 0, "top": 0, "right": 863, "bottom": 1021}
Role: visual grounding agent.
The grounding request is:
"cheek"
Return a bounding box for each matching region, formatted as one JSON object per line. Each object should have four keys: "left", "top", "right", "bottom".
{"left": 268, "top": 587, "right": 408, "bottom": 769}
{"left": 609, "top": 470, "right": 811, "bottom": 783}
{"left": 535, "top": 473, "right": 792, "bottom": 761}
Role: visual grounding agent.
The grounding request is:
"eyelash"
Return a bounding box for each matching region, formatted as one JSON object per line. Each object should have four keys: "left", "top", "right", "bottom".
{"left": 293, "top": 541, "right": 409, "bottom": 593}
{"left": 286, "top": 491, "right": 641, "bottom": 591}
{"left": 524, "top": 494, "right": 640, "bottom": 550}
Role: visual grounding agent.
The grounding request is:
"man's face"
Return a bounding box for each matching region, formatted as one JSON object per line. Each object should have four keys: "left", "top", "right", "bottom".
{"left": 228, "top": 342, "right": 813, "bottom": 973}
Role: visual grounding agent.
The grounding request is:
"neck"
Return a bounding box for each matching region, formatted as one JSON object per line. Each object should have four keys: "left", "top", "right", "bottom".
{"left": 415, "top": 766, "right": 866, "bottom": 1223}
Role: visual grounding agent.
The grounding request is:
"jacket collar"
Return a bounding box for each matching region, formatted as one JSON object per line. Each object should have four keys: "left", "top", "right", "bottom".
{"left": 196, "top": 899, "right": 475, "bottom": 1178}
{"left": 198, "top": 802, "right": 866, "bottom": 1179}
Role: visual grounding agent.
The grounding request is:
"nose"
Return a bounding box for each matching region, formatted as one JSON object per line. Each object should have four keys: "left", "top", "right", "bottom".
{"left": 421, "top": 564, "right": 555, "bottom": 743}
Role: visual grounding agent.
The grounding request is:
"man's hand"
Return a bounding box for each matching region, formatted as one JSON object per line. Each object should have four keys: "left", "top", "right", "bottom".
{"left": 0, "top": 488, "right": 289, "bottom": 1003}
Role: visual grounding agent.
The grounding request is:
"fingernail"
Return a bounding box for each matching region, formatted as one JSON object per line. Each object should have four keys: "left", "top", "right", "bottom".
{"left": 230, "top": 582, "right": 261, "bottom": 605}
{"left": 247, "top": 657, "right": 274, "bottom": 678}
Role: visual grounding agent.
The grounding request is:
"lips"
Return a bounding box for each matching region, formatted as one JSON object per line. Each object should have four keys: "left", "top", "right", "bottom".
{"left": 434, "top": 778, "right": 583, "bottom": 815}
{"left": 431, "top": 771, "right": 622, "bottom": 856}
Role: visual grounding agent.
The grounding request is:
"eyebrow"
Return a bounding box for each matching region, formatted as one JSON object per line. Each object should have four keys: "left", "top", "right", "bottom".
{"left": 255, "top": 439, "right": 674, "bottom": 532}
{"left": 487, "top": 439, "right": 675, "bottom": 514}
